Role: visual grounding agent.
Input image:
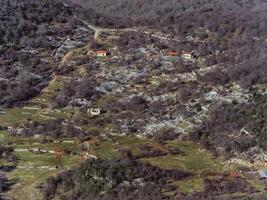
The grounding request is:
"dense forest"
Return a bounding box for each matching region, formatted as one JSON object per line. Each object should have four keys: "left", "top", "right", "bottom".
{"left": 0, "top": 0, "right": 80, "bottom": 107}
{"left": 191, "top": 93, "right": 267, "bottom": 158}
{"left": 42, "top": 156, "right": 191, "bottom": 200}
{"left": 69, "top": 0, "right": 267, "bottom": 44}
{"left": 70, "top": 0, "right": 267, "bottom": 85}
{"left": 42, "top": 155, "right": 256, "bottom": 200}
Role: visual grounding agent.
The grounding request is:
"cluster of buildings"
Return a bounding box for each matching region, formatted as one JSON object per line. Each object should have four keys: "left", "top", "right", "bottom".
{"left": 89, "top": 49, "right": 199, "bottom": 61}
{"left": 87, "top": 50, "right": 109, "bottom": 58}
{"left": 167, "top": 50, "right": 199, "bottom": 60}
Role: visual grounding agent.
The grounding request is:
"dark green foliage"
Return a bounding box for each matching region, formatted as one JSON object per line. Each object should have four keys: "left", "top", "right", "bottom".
{"left": 0, "top": 0, "right": 80, "bottom": 107}
{"left": 42, "top": 157, "right": 192, "bottom": 200}
{"left": 193, "top": 94, "right": 267, "bottom": 155}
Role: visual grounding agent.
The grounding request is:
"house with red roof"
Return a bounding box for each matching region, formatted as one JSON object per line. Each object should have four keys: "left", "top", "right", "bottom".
{"left": 167, "top": 51, "right": 178, "bottom": 57}
{"left": 96, "top": 50, "right": 108, "bottom": 57}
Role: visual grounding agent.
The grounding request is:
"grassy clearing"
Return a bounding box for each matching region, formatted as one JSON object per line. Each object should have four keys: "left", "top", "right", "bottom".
{"left": 143, "top": 140, "right": 222, "bottom": 173}
{"left": 38, "top": 109, "right": 72, "bottom": 120}
{"left": 3, "top": 131, "right": 79, "bottom": 153}
{"left": 171, "top": 177, "right": 205, "bottom": 194}
{"left": 6, "top": 169, "right": 56, "bottom": 200}
{"left": 115, "top": 136, "right": 152, "bottom": 155}
{"left": 31, "top": 76, "right": 66, "bottom": 106}
{"left": 248, "top": 179, "right": 266, "bottom": 193}
{"left": 93, "top": 140, "right": 119, "bottom": 159}
{"left": 3, "top": 136, "right": 45, "bottom": 146}
{"left": 1, "top": 128, "right": 80, "bottom": 199}
{"left": 0, "top": 160, "right": 14, "bottom": 166}
{"left": 5, "top": 148, "right": 80, "bottom": 199}
{"left": 15, "top": 142, "right": 79, "bottom": 153}
{"left": 14, "top": 150, "right": 80, "bottom": 168}
{"left": 72, "top": 137, "right": 220, "bottom": 178}
{"left": 90, "top": 136, "right": 156, "bottom": 159}
{"left": 15, "top": 151, "right": 59, "bottom": 167}
{"left": 0, "top": 108, "right": 39, "bottom": 126}
{"left": 0, "top": 106, "right": 75, "bottom": 128}
{"left": 3, "top": 134, "right": 226, "bottom": 199}
{"left": 0, "top": 106, "right": 71, "bottom": 127}
{"left": 89, "top": 136, "right": 223, "bottom": 175}
{"left": 0, "top": 130, "right": 8, "bottom": 141}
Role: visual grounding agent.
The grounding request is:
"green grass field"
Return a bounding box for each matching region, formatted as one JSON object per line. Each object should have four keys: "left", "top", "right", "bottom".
{"left": 171, "top": 177, "right": 205, "bottom": 194}
{"left": 143, "top": 140, "right": 222, "bottom": 173}
{"left": 0, "top": 108, "right": 39, "bottom": 126}
{"left": 6, "top": 169, "right": 56, "bottom": 200}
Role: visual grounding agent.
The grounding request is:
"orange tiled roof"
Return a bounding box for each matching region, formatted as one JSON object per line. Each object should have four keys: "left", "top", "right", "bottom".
{"left": 182, "top": 51, "right": 192, "bottom": 54}
{"left": 168, "top": 51, "right": 178, "bottom": 56}
{"left": 96, "top": 50, "right": 108, "bottom": 53}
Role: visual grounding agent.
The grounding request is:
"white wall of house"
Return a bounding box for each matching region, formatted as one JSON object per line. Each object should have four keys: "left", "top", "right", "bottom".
{"left": 97, "top": 52, "right": 106, "bottom": 57}
{"left": 182, "top": 53, "right": 192, "bottom": 60}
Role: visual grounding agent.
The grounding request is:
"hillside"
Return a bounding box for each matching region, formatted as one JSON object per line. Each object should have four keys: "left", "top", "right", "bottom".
{"left": 0, "top": 0, "right": 266, "bottom": 199}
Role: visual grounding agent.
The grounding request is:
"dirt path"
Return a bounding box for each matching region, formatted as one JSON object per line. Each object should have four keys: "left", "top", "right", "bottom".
{"left": 85, "top": 21, "right": 207, "bottom": 43}
{"left": 16, "top": 165, "right": 57, "bottom": 170}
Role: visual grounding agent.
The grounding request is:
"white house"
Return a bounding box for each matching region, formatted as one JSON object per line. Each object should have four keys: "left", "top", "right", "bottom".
{"left": 96, "top": 50, "right": 108, "bottom": 57}
{"left": 181, "top": 51, "right": 192, "bottom": 60}
{"left": 87, "top": 108, "right": 101, "bottom": 116}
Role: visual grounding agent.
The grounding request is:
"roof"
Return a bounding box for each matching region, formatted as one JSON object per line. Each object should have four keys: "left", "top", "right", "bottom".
{"left": 168, "top": 51, "right": 178, "bottom": 55}
{"left": 259, "top": 170, "right": 267, "bottom": 178}
{"left": 96, "top": 50, "right": 108, "bottom": 54}
{"left": 182, "top": 51, "right": 192, "bottom": 55}
{"left": 228, "top": 170, "right": 239, "bottom": 177}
